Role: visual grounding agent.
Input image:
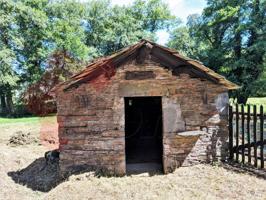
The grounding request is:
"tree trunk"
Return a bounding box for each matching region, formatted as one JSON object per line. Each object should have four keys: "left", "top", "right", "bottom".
{"left": 6, "top": 89, "right": 13, "bottom": 115}
{"left": 248, "top": 0, "right": 260, "bottom": 48}
{"left": 234, "top": 31, "right": 242, "bottom": 58}
{"left": 237, "top": 95, "right": 248, "bottom": 104}
{"left": 0, "top": 95, "right": 7, "bottom": 115}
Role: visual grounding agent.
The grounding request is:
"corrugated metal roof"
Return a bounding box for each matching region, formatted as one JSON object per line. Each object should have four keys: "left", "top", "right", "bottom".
{"left": 55, "top": 39, "right": 239, "bottom": 92}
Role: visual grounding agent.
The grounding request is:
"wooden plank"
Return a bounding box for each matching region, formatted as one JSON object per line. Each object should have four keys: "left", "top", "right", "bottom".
{"left": 253, "top": 105, "right": 257, "bottom": 167}
{"left": 241, "top": 104, "right": 245, "bottom": 163}
{"left": 260, "top": 105, "right": 264, "bottom": 168}
{"left": 229, "top": 106, "right": 233, "bottom": 160}
{"left": 247, "top": 105, "right": 251, "bottom": 164}
{"left": 232, "top": 112, "right": 265, "bottom": 118}
{"left": 136, "top": 45, "right": 152, "bottom": 64}
{"left": 235, "top": 104, "right": 239, "bottom": 162}
{"left": 151, "top": 46, "right": 220, "bottom": 83}
{"left": 232, "top": 139, "right": 266, "bottom": 150}
{"left": 234, "top": 151, "right": 265, "bottom": 160}
{"left": 125, "top": 71, "right": 155, "bottom": 80}
{"left": 151, "top": 47, "right": 186, "bottom": 67}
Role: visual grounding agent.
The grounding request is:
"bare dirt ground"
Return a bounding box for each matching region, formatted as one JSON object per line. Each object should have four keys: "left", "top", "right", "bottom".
{"left": 0, "top": 118, "right": 266, "bottom": 200}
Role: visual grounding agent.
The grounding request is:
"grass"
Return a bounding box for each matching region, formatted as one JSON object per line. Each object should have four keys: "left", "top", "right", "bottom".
{"left": 0, "top": 116, "right": 40, "bottom": 124}
{"left": 0, "top": 115, "right": 56, "bottom": 124}
{"left": 230, "top": 97, "right": 266, "bottom": 113}
{"left": 231, "top": 97, "right": 266, "bottom": 106}
{"left": 247, "top": 97, "right": 266, "bottom": 107}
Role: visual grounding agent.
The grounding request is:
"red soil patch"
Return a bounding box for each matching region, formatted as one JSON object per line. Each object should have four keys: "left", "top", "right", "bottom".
{"left": 40, "top": 117, "right": 59, "bottom": 150}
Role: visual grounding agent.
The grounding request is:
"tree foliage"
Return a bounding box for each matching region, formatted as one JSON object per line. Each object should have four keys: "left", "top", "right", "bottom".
{"left": 1, "top": 0, "right": 265, "bottom": 116}
{"left": 0, "top": 0, "right": 22, "bottom": 114}
{"left": 23, "top": 51, "right": 85, "bottom": 116}
{"left": 168, "top": 0, "right": 266, "bottom": 103}
{"left": 84, "top": 0, "right": 174, "bottom": 55}
{"left": 0, "top": 0, "right": 174, "bottom": 116}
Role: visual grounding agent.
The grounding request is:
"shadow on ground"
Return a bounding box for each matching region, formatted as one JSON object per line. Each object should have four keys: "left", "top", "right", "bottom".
{"left": 7, "top": 157, "right": 164, "bottom": 192}
{"left": 221, "top": 161, "right": 266, "bottom": 180}
{"left": 8, "top": 157, "right": 265, "bottom": 192}
{"left": 8, "top": 158, "right": 62, "bottom": 192}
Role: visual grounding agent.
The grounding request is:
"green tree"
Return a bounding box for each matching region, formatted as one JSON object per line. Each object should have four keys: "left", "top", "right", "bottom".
{"left": 47, "top": 0, "right": 96, "bottom": 60}
{"left": 16, "top": 0, "right": 50, "bottom": 84}
{"left": 84, "top": 0, "right": 174, "bottom": 55}
{"left": 0, "top": 0, "right": 176, "bottom": 116}
{"left": 168, "top": 14, "right": 208, "bottom": 61}
{"left": 0, "top": 0, "right": 23, "bottom": 115}
{"left": 168, "top": 0, "right": 266, "bottom": 103}
{"left": 130, "top": 0, "right": 174, "bottom": 32}
{"left": 24, "top": 0, "right": 92, "bottom": 115}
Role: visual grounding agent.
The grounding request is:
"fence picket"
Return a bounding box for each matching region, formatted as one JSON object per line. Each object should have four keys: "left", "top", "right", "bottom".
{"left": 241, "top": 104, "right": 245, "bottom": 163}
{"left": 229, "top": 106, "right": 233, "bottom": 160}
{"left": 260, "top": 105, "right": 264, "bottom": 169}
{"left": 253, "top": 105, "right": 257, "bottom": 167}
{"left": 229, "top": 103, "right": 265, "bottom": 169}
{"left": 247, "top": 105, "right": 251, "bottom": 164}
{"left": 235, "top": 104, "right": 239, "bottom": 162}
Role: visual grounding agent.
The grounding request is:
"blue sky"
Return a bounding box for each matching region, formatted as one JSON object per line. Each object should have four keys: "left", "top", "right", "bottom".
{"left": 111, "top": 0, "right": 207, "bottom": 44}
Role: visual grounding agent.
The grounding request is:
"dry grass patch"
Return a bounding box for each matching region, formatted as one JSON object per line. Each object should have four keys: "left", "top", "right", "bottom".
{"left": 44, "top": 164, "right": 266, "bottom": 200}
{"left": 0, "top": 117, "right": 265, "bottom": 200}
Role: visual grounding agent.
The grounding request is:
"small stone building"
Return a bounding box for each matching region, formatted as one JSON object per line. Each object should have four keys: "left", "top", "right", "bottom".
{"left": 54, "top": 39, "right": 238, "bottom": 176}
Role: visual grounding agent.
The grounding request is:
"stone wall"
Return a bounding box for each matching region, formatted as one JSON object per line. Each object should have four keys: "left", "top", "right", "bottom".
{"left": 55, "top": 58, "right": 229, "bottom": 176}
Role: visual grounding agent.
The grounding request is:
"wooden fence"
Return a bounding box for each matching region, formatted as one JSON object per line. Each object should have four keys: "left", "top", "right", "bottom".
{"left": 229, "top": 104, "right": 265, "bottom": 169}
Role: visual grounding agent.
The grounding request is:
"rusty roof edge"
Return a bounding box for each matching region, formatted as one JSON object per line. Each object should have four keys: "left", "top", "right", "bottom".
{"left": 185, "top": 60, "right": 240, "bottom": 90}
{"left": 70, "top": 41, "right": 145, "bottom": 80}
{"left": 56, "top": 39, "right": 239, "bottom": 92}
{"left": 61, "top": 41, "right": 146, "bottom": 91}
{"left": 150, "top": 41, "right": 240, "bottom": 90}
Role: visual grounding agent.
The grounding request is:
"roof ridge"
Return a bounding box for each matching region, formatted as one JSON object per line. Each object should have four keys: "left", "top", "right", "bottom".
{"left": 54, "top": 39, "right": 239, "bottom": 92}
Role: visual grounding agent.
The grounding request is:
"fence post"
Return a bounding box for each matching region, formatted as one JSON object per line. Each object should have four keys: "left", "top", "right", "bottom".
{"left": 241, "top": 104, "right": 245, "bottom": 163}
{"left": 229, "top": 105, "right": 233, "bottom": 160}
{"left": 260, "top": 105, "right": 264, "bottom": 169}
{"left": 253, "top": 105, "right": 257, "bottom": 167}
{"left": 236, "top": 104, "right": 239, "bottom": 162}
{"left": 247, "top": 105, "right": 251, "bottom": 164}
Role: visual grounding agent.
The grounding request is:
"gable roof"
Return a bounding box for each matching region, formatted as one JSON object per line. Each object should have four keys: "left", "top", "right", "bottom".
{"left": 57, "top": 39, "right": 239, "bottom": 91}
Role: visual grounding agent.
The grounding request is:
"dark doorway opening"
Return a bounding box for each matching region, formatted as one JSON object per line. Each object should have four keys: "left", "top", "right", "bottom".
{"left": 125, "top": 97, "right": 163, "bottom": 173}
